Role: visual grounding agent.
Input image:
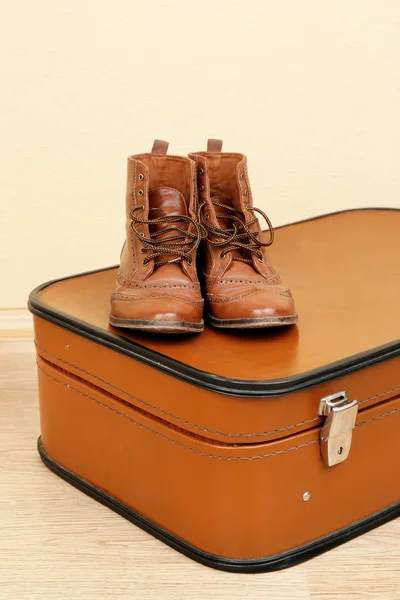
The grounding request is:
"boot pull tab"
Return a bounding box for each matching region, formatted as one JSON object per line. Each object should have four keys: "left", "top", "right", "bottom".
{"left": 151, "top": 139, "right": 169, "bottom": 155}
{"left": 207, "top": 139, "right": 223, "bottom": 153}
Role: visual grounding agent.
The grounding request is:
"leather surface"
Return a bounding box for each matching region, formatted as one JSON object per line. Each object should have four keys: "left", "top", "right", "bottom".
{"left": 32, "top": 209, "right": 400, "bottom": 444}
{"left": 37, "top": 209, "right": 400, "bottom": 378}
{"left": 146, "top": 187, "right": 189, "bottom": 275}
{"left": 34, "top": 317, "right": 400, "bottom": 444}
{"left": 32, "top": 208, "right": 400, "bottom": 559}
{"left": 151, "top": 139, "right": 169, "bottom": 155}
{"left": 189, "top": 145, "right": 297, "bottom": 322}
{"left": 37, "top": 354, "right": 400, "bottom": 560}
{"left": 110, "top": 148, "right": 203, "bottom": 325}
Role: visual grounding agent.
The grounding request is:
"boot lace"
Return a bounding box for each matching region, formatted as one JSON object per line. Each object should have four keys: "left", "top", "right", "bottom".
{"left": 199, "top": 200, "right": 274, "bottom": 265}
{"left": 130, "top": 205, "right": 204, "bottom": 268}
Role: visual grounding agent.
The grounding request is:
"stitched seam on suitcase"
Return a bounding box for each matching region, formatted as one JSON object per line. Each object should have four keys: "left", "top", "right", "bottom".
{"left": 35, "top": 343, "right": 400, "bottom": 438}
{"left": 37, "top": 364, "right": 400, "bottom": 461}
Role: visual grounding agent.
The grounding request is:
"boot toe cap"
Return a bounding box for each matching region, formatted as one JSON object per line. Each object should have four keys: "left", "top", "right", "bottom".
{"left": 110, "top": 293, "right": 204, "bottom": 329}
{"left": 208, "top": 285, "right": 297, "bottom": 325}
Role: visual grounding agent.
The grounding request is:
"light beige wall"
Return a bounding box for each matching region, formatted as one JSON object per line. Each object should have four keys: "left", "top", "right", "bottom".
{"left": 1, "top": 1, "right": 399, "bottom": 308}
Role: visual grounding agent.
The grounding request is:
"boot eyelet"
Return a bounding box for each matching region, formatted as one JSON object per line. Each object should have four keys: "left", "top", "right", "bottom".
{"left": 140, "top": 247, "right": 146, "bottom": 253}
{"left": 244, "top": 189, "right": 248, "bottom": 196}
{"left": 138, "top": 189, "right": 144, "bottom": 197}
{"left": 204, "top": 214, "right": 209, "bottom": 221}
{"left": 219, "top": 252, "right": 225, "bottom": 260}
{"left": 199, "top": 185, "right": 205, "bottom": 192}
{"left": 187, "top": 257, "right": 192, "bottom": 265}
{"left": 258, "top": 256, "right": 264, "bottom": 263}
{"left": 240, "top": 173, "right": 245, "bottom": 179}
{"left": 142, "top": 259, "right": 148, "bottom": 267}
{"left": 138, "top": 174, "right": 144, "bottom": 181}
{"left": 199, "top": 168, "right": 204, "bottom": 176}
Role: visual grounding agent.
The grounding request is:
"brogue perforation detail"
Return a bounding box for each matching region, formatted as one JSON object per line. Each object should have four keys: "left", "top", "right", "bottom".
{"left": 111, "top": 293, "right": 204, "bottom": 308}
{"left": 207, "top": 289, "right": 263, "bottom": 304}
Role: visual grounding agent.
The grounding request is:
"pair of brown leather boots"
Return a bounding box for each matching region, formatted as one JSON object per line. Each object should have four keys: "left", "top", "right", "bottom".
{"left": 109, "top": 139, "right": 297, "bottom": 333}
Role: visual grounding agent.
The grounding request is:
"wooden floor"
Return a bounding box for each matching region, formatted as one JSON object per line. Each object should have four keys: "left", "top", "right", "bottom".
{"left": 1, "top": 339, "right": 399, "bottom": 600}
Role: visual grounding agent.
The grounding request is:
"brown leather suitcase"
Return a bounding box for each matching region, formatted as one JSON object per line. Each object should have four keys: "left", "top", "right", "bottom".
{"left": 29, "top": 209, "right": 400, "bottom": 573}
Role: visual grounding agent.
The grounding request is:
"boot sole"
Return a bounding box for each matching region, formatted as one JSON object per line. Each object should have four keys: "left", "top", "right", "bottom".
{"left": 109, "top": 314, "right": 204, "bottom": 334}
{"left": 208, "top": 313, "right": 298, "bottom": 329}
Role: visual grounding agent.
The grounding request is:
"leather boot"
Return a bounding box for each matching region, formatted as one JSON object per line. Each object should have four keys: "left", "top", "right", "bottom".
{"left": 110, "top": 140, "right": 204, "bottom": 333}
{"left": 189, "top": 139, "right": 298, "bottom": 329}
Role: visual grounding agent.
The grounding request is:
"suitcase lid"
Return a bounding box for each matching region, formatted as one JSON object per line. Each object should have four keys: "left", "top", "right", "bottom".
{"left": 29, "top": 208, "right": 400, "bottom": 395}
{"left": 29, "top": 209, "right": 400, "bottom": 444}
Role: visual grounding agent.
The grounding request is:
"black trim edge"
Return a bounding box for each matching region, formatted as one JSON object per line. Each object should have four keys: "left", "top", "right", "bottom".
{"left": 38, "top": 437, "right": 400, "bottom": 574}
{"left": 28, "top": 209, "right": 400, "bottom": 398}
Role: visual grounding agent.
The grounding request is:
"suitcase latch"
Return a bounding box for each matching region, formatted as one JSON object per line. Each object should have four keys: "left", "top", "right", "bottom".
{"left": 318, "top": 391, "right": 358, "bottom": 466}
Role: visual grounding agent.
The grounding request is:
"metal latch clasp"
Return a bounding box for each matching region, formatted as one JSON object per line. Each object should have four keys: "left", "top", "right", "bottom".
{"left": 318, "top": 391, "right": 358, "bottom": 466}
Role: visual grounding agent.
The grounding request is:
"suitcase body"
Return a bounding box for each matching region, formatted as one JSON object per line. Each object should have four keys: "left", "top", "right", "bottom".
{"left": 29, "top": 209, "right": 400, "bottom": 573}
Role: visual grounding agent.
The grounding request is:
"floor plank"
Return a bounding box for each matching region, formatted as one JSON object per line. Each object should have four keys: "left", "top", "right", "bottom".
{"left": 0, "top": 340, "right": 398, "bottom": 600}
